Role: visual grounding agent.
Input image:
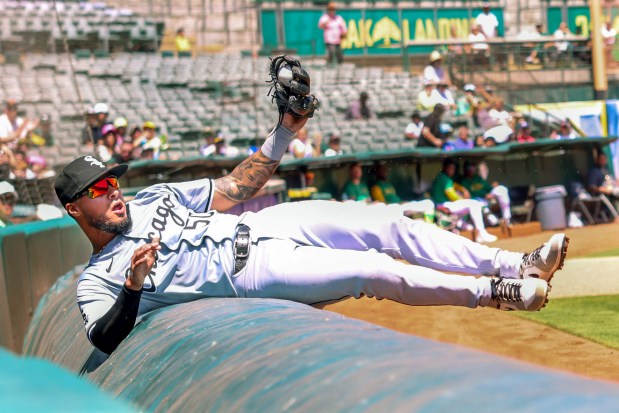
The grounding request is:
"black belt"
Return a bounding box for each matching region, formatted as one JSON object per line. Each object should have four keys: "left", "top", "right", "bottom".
{"left": 233, "top": 224, "right": 251, "bottom": 274}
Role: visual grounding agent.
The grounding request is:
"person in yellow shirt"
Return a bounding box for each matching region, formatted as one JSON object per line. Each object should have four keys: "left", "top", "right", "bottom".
{"left": 175, "top": 28, "right": 192, "bottom": 54}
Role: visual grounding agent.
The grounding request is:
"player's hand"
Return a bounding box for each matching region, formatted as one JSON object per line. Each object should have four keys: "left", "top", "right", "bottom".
{"left": 281, "top": 112, "right": 309, "bottom": 133}
{"left": 126, "top": 236, "right": 161, "bottom": 291}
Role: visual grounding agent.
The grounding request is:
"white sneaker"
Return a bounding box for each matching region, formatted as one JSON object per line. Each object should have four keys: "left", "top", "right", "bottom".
{"left": 520, "top": 233, "right": 569, "bottom": 283}
{"left": 477, "top": 231, "right": 498, "bottom": 243}
{"left": 487, "top": 277, "right": 549, "bottom": 311}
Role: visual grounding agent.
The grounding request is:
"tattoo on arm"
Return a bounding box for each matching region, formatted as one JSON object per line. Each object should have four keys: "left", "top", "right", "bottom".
{"left": 214, "top": 151, "right": 279, "bottom": 203}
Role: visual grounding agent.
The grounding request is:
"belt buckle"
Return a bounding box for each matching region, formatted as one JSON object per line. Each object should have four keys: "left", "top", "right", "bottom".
{"left": 235, "top": 235, "right": 250, "bottom": 258}
{"left": 234, "top": 225, "right": 250, "bottom": 259}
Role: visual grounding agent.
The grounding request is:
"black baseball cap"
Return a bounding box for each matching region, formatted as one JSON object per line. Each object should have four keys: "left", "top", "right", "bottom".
{"left": 55, "top": 155, "right": 128, "bottom": 206}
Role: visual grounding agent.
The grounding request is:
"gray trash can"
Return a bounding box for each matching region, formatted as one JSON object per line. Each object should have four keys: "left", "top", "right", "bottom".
{"left": 535, "top": 185, "right": 567, "bottom": 230}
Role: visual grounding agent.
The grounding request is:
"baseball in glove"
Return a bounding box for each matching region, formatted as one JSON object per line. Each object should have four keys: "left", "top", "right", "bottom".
{"left": 267, "top": 55, "right": 319, "bottom": 130}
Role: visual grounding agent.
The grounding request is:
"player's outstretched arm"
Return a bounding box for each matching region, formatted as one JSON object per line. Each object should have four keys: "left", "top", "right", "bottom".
{"left": 211, "top": 114, "right": 308, "bottom": 212}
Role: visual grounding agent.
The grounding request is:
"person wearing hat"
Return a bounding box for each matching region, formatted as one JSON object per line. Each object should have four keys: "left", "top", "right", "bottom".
{"left": 458, "top": 160, "right": 512, "bottom": 227}
{"left": 318, "top": 2, "right": 348, "bottom": 65}
{"left": 324, "top": 134, "right": 343, "bottom": 157}
{"left": 97, "top": 124, "right": 119, "bottom": 163}
{"left": 423, "top": 50, "right": 447, "bottom": 85}
{"left": 113, "top": 117, "right": 129, "bottom": 143}
{"left": 55, "top": 108, "right": 568, "bottom": 355}
{"left": 93, "top": 103, "right": 109, "bottom": 127}
{"left": 404, "top": 111, "right": 424, "bottom": 141}
{"left": 81, "top": 106, "right": 101, "bottom": 148}
{"left": 430, "top": 158, "right": 498, "bottom": 243}
{"left": 514, "top": 121, "right": 535, "bottom": 143}
{"left": 0, "top": 181, "right": 18, "bottom": 227}
{"left": 455, "top": 84, "right": 480, "bottom": 118}
{"left": 0, "top": 99, "right": 30, "bottom": 150}
{"left": 475, "top": 2, "right": 499, "bottom": 39}
{"left": 133, "top": 121, "right": 162, "bottom": 160}
{"left": 416, "top": 80, "right": 436, "bottom": 112}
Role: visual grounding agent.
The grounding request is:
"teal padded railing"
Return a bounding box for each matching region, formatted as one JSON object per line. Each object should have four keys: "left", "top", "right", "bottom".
{"left": 0, "top": 348, "right": 135, "bottom": 412}
{"left": 24, "top": 267, "right": 619, "bottom": 413}
{"left": 0, "top": 216, "right": 91, "bottom": 352}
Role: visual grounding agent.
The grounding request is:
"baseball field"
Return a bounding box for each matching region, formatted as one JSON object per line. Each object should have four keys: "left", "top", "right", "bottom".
{"left": 320, "top": 223, "right": 619, "bottom": 382}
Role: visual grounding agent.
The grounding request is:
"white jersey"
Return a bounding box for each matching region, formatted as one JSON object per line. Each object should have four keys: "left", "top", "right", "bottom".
{"left": 77, "top": 178, "right": 243, "bottom": 341}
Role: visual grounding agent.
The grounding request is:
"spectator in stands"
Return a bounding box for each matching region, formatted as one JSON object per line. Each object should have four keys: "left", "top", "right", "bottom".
{"left": 417, "top": 81, "right": 436, "bottom": 111}
{"left": 404, "top": 111, "right": 424, "bottom": 141}
{"left": 588, "top": 152, "right": 619, "bottom": 198}
{"left": 28, "top": 114, "right": 53, "bottom": 147}
{"left": 453, "top": 126, "right": 474, "bottom": 150}
{"left": 514, "top": 121, "right": 535, "bottom": 143}
{"left": 133, "top": 121, "right": 162, "bottom": 160}
{"left": 11, "top": 151, "right": 35, "bottom": 179}
{"left": 488, "top": 98, "right": 511, "bottom": 125}
{"left": 455, "top": 83, "right": 479, "bottom": 119}
{"left": 0, "top": 181, "right": 17, "bottom": 228}
{"left": 554, "top": 22, "right": 573, "bottom": 58}
{"left": 484, "top": 136, "right": 498, "bottom": 147}
{"left": 468, "top": 25, "right": 489, "bottom": 65}
{"left": 27, "top": 155, "right": 55, "bottom": 179}
{"left": 431, "top": 82, "right": 457, "bottom": 111}
{"left": 94, "top": 103, "right": 109, "bottom": 130}
{"left": 525, "top": 24, "right": 547, "bottom": 64}
{"left": 345, "top": 91, "right": 373, "bottom": 120}
{"left": 550, "top": 120, "right": 577, "bottom": 140}
{"left": 430, "top": 158, "right": 497, "bottom": 243}
{"left": 324, "top": 134, "right": 344, "bottom": 157}
{"left": 602, "top": 20, "right": 617, "bottom": 67}
{"left": 289, "top": 127, "right": 321, "bottom": 158}
{"left": 81, "top": 107, "right": 100, "bottom": 148}
{"left": 475, "top": 2, "right": 499, "bottom": 39}
{"left": 114, "top": 117, "right": 129, "bottom": 144}
{"left": 318, "top": 2, "right": 348, "bottom": 65}
{"left": 175, "top": 28, "right": 192, "bottom": 55}
{"left": 97, "top": 124, "right": 119, "bottom": 163}
{"left": 341, "top": 162, "right": 370, "bottom": 202}
{"left": 459, "top": 160, "right": 512, "bottom": 227}
{"left": 370, "top": 162, "right": 436, "bottom": 222}
{"left": 0, "top": 100, "right": 30, "bottom": 150}
{"left": 423, "top": 51, "right": 447, "bottom": 85}
{"left": 446, "top": 24, "right": 464, "bottom": 56}
{"left": 129, "top": 125, "right": 142, "bottom": 142}
{"left": 418, "top": 104, "right": 447, "bottom": 148}
{"left": 112, "top": 141, "right": 136, "bottom": 165}
{"left": 0, "top": 148, "right": 13, "bottom": 180}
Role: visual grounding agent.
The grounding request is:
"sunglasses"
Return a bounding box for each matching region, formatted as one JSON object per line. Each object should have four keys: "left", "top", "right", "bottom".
{"left": 77, "top": 176, "right": 119, "bottom": 200}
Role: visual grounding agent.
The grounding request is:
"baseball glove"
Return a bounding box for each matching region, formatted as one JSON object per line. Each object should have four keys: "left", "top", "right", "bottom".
{"left": 267, "top": 55, "right": 319, "bottom": 130}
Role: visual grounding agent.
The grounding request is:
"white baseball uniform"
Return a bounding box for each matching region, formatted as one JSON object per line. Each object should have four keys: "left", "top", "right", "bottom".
{"left": 77, "top": 179, "right": 524, "bottom": 344}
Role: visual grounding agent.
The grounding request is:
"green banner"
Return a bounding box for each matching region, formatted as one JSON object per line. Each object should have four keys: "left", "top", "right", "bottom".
{"left": 261, "top": 8, "right": 504, "bottom": 56}
{"left": 547, "top": 6, "right": 619, "bottom": 37}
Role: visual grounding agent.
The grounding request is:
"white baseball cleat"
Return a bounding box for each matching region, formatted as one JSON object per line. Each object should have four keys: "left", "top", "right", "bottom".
{"left": 520, "top": 233, "right": 569, "bottom": 283}
{"left": 487, "top": 277, "right": 549, "bottom": 311}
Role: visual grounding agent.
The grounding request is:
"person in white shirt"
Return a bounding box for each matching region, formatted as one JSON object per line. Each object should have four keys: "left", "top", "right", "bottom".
{"left": 475, "top": 2, "right": 499, "bottom": 39}
{"left": 469, "top": 25, "right": 489, "bottom": 52}
{"left": 0, "top": 100, "right": 29, "bottom": 150}
{"left": 602, "top": 21, "right": 617, "bottom": 66}
{"left": 324, "top": 134, "right": 344, "bottom": 157}
{"left": 423, "top": 51, "right": 447, "bottom": 85}
{"left": 554, "top": 22, "right": 572, "bottom": 54}
{"left": 430, "top": 83, "right": 457, "bottom": 111}
{"left": 488, "top": 99, "right": 511, "bottom": 125}
{"left": 289, "top": 127, "right": 321, "bottom": 158}
{"left": 404, "top": 111, "right": 424, "bottom": 140}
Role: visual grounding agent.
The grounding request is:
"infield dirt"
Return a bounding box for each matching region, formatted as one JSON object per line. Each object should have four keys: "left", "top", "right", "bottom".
{"left": 319, "top": 223, "right": 619, "bottom": 382}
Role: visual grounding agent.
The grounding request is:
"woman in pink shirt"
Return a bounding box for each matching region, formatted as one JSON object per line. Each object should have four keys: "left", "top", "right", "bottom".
{"left": 318, "top": 2, "right": 348, "bottom": 64}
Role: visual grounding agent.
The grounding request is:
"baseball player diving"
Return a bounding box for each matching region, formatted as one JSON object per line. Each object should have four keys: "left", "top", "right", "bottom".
{"left": 55, "top": 56, "right": 569, "bottom": 355}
